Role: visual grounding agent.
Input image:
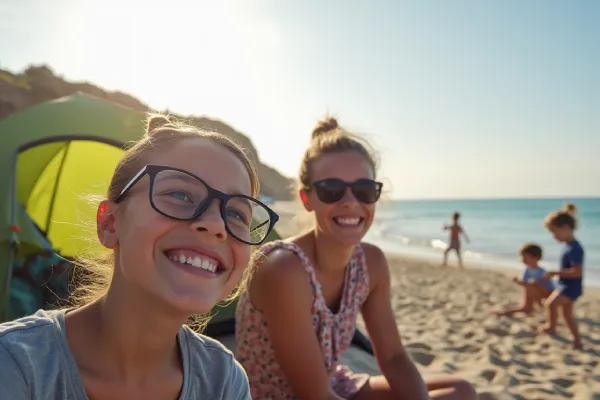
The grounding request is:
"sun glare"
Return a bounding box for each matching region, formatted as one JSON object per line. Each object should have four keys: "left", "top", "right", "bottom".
{"left": 66, "top": 0, "right": 278, "bottom": 117}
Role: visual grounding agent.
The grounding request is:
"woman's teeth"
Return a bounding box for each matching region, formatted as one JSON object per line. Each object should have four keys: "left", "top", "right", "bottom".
{"left": 334, "top": 217, "right": 362, "bottom": 226}
{"left": 168, "top": 254, "right": 217, "bottom": 273}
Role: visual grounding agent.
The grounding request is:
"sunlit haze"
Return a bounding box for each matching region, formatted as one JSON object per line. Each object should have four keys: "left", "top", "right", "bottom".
{"left": 1, "top": 0, "right": 598, "bottom": 199}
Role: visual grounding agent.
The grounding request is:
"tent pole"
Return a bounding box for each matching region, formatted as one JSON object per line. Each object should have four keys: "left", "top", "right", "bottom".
{"left": 45, "top": 142, "right": 70, "bottom": 238}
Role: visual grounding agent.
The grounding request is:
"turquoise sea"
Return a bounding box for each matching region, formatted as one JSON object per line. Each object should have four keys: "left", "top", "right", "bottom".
{"left": 365, "top": 197, "right": 600, "bottom": 287}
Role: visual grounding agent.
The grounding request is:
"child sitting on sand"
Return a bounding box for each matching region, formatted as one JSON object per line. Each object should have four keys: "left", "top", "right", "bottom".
{"left": 538, "top": 208, "right": 584, "bottom": 349}
{"left": 442, "top": 212, "right": 470, "bottom": 268}
{"left": 495, "top": 243, "right": 554, "bottom": 316}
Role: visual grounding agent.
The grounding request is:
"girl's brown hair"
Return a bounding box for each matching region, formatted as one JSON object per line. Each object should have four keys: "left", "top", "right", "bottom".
{"left": 71, "top": 113, "right": 259, "bottom": 326}
{"left": 298, "top": 116, "right": 378, "bottom": 189}
{"left": 544, "top": 210, "right": 577, "bottom": 230}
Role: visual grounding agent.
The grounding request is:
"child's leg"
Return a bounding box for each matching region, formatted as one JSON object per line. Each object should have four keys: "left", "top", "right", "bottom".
{"left": 538, "top": 290, "right": 569, "bottom": 333}
{"left": 495, "top": 283, "right": 537, "bottom": 316}
{"left": 530, "top": 282, "right": 551, "bottom": 309}
{"left": 561, "top": 300, "right": 582, "bottom": 348}
{"left": 455, "top": 249, "right": 463, "bottom": 268}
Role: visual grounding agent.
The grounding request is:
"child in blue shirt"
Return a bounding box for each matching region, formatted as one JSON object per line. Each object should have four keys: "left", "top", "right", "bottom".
{"left": 495, "top": 243, "right": 554, "bottom": 316}
{"left": 538, "top": 208, "right": 584, "bottom": 349}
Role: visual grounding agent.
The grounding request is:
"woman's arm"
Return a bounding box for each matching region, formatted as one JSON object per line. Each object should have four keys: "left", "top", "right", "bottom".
{"left": 360, "top": 244, "right": 430, "bottom": 400}
{"left": 251, "top": 250, "right": 343, "bottom": 400}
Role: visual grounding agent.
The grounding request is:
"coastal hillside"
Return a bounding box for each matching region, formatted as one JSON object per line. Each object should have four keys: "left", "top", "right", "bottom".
{"left": 0, "top": 65, "right": 294, "bottom": 200}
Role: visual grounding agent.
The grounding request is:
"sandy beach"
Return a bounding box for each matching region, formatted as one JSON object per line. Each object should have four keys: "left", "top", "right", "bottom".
{"left": 270, "top": 201, "right": 600, "bottom": 400}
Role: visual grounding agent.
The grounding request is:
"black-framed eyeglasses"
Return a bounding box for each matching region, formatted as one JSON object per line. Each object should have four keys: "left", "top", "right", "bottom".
{"left": 115, "top": 164, "right": 279, "bottom": 245}
{"left": 306, "top": 178, "right": 383, "bottom": 204}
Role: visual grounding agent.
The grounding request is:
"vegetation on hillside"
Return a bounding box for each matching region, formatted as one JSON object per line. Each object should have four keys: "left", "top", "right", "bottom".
{"left": 0, "top": 65, "right": 293, "bottom": 200}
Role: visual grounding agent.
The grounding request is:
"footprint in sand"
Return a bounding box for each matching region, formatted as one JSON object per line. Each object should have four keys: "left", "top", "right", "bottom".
{"left": 410, "top": 350, "right": 435, "bottom": 367}
{"left": 513, "top": 329, "right": 537, "bottom": 339}
{"left": 485, "top": 326, "right": 510, "bottom": 337}
{"left": 551, "top": 378, "right": 575, "bottom": 389}
{"left": 479, "top": 368, "right": 497, "bottom": 382}
{"left": 405, "top": 342, "right": 432, "bottom": 351}
{"left": 442, "top": 362, "right": 458, "bottom": 373}
{"left": 488, "top": 353, "right": 511, "bottom": 367}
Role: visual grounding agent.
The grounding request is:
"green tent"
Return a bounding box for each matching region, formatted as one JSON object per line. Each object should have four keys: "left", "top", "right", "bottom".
{"left": 0, "top": 93, "right": 147, "bottom": 321}
{"left": 0, "top": 93, "right": 376, "bottom": 371}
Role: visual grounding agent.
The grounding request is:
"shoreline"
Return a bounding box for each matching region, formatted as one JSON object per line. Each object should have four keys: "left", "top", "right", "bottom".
{"left": 270, "top": 200, "right": 600, "bottom": 289}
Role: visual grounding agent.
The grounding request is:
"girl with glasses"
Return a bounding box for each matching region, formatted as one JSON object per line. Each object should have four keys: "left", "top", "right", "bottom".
{"left": 236, "top": 117, "right": 476, "bottom": 399}
{"left": 0, "top": 114, "right": 278, "bottom": 399}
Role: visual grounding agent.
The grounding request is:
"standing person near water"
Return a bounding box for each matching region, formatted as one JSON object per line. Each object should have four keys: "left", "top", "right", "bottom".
{"left": 442, "top": 212, "right": 470, "bottom": 268}
{"left": 235, "top": 117, "right": 476, "bottom": 399}
{"left": 538, "top": 207, "right": 584, "bottom": 349}
{"left": 0, "top": 114, "right": 279, "bottom": 399}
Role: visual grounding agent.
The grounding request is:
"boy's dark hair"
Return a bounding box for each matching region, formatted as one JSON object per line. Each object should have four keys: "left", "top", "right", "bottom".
{"left": 544, "top": 210, "right": 577, "bottom": 230}
{"left": 520, "top": 243, "right": 543, "bottom": 259}
{"left": 453, "top": 212, "right": 460, "bottom": 220}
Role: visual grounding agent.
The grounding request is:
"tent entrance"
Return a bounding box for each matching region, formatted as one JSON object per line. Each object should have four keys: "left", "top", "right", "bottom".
{"left": 6, "top": 139, "right": 125, "bottom": 320}
{"left": 16, "top": 139, "right": 125, "bottom": 257}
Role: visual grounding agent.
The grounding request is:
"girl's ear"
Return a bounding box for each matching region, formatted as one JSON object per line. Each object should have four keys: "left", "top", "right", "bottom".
{"left": 299, "top": 190, "right": 312, "bottom": 212}
{"left": 97, "top": 201, "right": 119, "bottom": 249}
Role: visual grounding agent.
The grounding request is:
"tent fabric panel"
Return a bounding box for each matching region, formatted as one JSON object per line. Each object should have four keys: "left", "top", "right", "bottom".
{"left": 26, "top": 146, "right": 67, "bottom": 233}
{"left": 0, "top": 93, "right": 145, "bottom": 244}
{"left": 47, "top": 141, "right": 125, "bottom": 256}
{"left": 16, "top": 142, "right": 67, "bottom": 205}
{"left": 0, "top": 93, "right": 145, "bottom": 152}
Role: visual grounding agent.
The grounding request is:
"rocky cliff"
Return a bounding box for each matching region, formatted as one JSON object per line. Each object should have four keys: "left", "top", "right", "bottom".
{"left": 0, "top": 65, "right": 293, "bottom": 200}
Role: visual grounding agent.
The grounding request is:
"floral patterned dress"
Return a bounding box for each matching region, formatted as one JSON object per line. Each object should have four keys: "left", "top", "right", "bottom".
{"left": 235, "top": 240, "right": 371, "bottom": 399}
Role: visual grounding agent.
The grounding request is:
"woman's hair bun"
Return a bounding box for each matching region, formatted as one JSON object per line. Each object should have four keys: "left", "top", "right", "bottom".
{"left": 311, "top": 117, "right": 339, "bottom": 140}
{"left": 146, "top": 113, "right": 173, "bottom": 136}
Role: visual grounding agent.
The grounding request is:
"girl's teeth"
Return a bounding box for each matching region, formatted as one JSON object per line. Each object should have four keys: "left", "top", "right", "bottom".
{"left": 169, "top": 254, "right": 217, "bottom": 273}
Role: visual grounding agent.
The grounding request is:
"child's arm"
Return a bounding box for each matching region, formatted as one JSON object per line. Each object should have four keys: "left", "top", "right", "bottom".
{"left": 545, "top": 265, "right": 582, "bottom": 280}
{"left": 545, "top": 246, "right": 584, "bottom": 280}
{"left": 512, "top": 276, "right": 525, "bottom": 286}
{"left": 360, "top": 244, "right": 430, "bottom": 400}
{"left": 460, "top": 226, "right": 470, "bottom": 243}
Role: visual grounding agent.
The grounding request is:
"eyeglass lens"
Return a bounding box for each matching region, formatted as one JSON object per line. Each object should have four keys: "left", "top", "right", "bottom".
{"left": 150, "top": 169, "right": 272, "bottom": 244}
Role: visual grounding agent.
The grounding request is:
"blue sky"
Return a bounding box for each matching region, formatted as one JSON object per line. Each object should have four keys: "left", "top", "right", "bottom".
{"left": 1, "top": 0, "right": 598, "bottom": 199}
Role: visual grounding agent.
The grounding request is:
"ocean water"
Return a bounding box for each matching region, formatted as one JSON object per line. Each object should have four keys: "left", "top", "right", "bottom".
{"left": 365, "top": 197, "right": 600, "bottom": 287}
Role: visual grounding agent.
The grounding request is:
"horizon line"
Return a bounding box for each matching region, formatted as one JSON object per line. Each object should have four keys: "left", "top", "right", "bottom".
{"left": 386, "top": 195, "right": 600, "bottom": 202}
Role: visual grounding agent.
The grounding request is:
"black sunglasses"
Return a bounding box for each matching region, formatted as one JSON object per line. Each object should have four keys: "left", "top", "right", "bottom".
{"left": 115, "top": 164, "right": 279, "bottom": 245}
{"left": 306, "top": 178, "right": 383, "bottom": 204}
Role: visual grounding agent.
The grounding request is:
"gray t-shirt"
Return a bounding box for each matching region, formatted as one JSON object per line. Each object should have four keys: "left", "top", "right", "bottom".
{"left": 0, "top": 309, "right": 250, "bottom": 399}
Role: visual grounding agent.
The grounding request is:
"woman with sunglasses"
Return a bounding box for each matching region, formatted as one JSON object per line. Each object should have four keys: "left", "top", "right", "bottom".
{"left": 236, "top": 117, "right": 476, "bottom": 399}
{"left": 0, "top": 114, "right": 278, "bottom": 399}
